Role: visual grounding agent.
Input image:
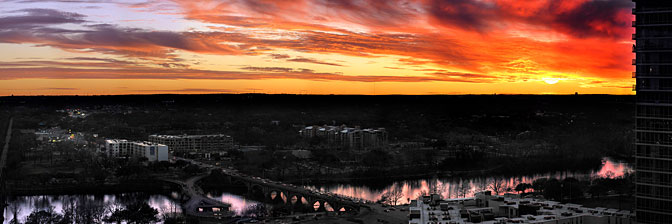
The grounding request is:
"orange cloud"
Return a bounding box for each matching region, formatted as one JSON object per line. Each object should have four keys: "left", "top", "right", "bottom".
{"left": 0, "top": 0, "right": 636, "bottom": 95}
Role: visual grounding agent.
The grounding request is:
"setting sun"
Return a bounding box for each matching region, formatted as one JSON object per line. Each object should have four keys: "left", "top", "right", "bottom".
{"left": 542, "top": 78, "right": 560, "bottom": 85}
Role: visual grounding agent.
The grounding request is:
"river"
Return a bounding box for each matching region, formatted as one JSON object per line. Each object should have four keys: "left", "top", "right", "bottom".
{"left": 305, "top": 157, "right": 633, "bottom": 204}
{"left": 209, "top": 157, "right": 632, "bottom": 212}
{"left": 3, "top": 157, "right": 632, "bottom": 222}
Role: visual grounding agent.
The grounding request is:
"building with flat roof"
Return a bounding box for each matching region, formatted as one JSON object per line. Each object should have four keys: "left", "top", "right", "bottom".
{"left": 148, "top": 134, "right": 234, "bottom": 153}
{"left": 633, "top": 1, "right": 672, "bottom": 223}
{"left": 105, "top": 139, "right": 169, "bottom": 162}
{"left": 299, "top": 125, "right": 387, "bottom": 150}
{"left": 409, "top": 193, "right": 632, "bottom": 224}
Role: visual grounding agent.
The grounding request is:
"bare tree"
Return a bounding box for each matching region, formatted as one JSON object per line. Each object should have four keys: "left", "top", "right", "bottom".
{"left": 489, "top": 177, "right": 507, "bottom": 196}
{"left": 457, "top": 180, "right": 472, "bottom": 198}
{"left": 160, "top": 200, "right": 180, "bottom": 220}
{"left": 476, "top": 177, "right": 489, "bottom": 193}
{"left": 69, "top": 196, "right": 107, "bottom": 224}
{"left": 61, "top": 197, "right": 76, "bottom": 223}
{"left": 8, "top": 203, "right": 21, "bottom": 224}
{"left": 429, "top": 180, "right": 443, "bottom": 195}
{"left": 415, "top": 189, "right": 429, "bottom": 200}
{"left": 161, "top": 201, "right": 184, "bottom": 224}
{"left": 383, "top": 188, "right": 404, "bottom": 206}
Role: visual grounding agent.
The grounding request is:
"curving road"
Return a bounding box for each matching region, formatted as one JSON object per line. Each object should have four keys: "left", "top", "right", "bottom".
{"left": 175, "top": 157, "right": 364, "bottom": 211}
{"left": 162, "top": 174, "right": 233, "bottom": 218}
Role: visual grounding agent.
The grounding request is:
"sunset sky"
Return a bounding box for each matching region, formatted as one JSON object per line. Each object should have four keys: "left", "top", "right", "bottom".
{"left": 0, "top": 0, "right": 635, "bottom": 95}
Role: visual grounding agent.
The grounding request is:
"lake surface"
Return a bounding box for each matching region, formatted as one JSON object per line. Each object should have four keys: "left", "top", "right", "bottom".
{"left": 305, "top": 157, "right": 633, "bottom": 204}
{"left": 3, "top": 193, "right": 181, "bottom": 224}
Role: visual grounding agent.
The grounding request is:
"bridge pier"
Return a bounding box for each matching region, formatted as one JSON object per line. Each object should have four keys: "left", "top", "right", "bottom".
{"left": 173, "top": 158, "right": 362, "bottom": 216}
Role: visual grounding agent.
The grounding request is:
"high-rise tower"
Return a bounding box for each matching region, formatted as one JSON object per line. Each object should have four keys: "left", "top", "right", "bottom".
{"left": 634, "top": 1, "right": 672, "bottom": 223}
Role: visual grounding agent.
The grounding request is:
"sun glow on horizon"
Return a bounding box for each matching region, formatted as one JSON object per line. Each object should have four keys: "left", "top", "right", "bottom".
{"left": 542, "top": 77, "right": 561, "bottom": 85}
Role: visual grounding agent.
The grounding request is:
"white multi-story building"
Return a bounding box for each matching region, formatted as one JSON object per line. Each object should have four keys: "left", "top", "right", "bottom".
{"left": 409, "top": 193, "right": 633, "bottom": 224}
{"left": 148, "top": 134, "right": 234, "bottom": 152}
{"left": 105, "top": 139, "right": 169, "bottom": 162}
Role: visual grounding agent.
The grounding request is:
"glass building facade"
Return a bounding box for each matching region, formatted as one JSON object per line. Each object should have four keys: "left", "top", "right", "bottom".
{"left": 635, "top": 1, "right": 672, "bottom": 223}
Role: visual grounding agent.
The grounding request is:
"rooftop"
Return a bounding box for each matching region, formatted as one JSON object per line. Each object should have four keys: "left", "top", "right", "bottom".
{"left": 409, "top": 193, "right": 633, "bottom": 224}
{"left": 149, "top": 134, "right": 231, "bottom": 139}
{"left": 106, "top": 139, "right": 166, "bottom": 147}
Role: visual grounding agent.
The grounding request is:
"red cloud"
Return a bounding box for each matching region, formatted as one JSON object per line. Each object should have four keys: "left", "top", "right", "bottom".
{"left": 0, "top": 0, "right": 635, "bottom": 84}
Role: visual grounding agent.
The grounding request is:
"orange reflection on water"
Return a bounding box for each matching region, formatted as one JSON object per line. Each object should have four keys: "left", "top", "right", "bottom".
{"left": 595, "top": 159, "right": 633, "bottom": 178}
{"left": 312, "top": 157, "right": 632, "bottom": 204}
{"left": 210, "top": 193, "right": 261, "bottom": 215}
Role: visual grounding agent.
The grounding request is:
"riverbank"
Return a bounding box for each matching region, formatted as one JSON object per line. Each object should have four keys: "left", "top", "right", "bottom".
{"left": 5, "top": 179, "right": 177, "bottom": 196}
{"left": 269, "top": 155, "right": 605, "bottom": 188}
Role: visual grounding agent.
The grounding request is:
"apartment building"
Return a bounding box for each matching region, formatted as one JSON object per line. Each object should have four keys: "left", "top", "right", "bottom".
{"left": 633, "top": 1, "right": 672, "bottom": 223}
{"left": 299, "top": 125, "right": 388, "bottom": 150}
{"left": 104, "top": 139, "right": 168, "bottom": 162}
{"left": 148, "top": 134, "right": 234, "bottom": 152}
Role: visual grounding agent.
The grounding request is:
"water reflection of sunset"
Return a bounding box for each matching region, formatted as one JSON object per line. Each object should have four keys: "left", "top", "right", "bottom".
{"left": 3, "top": 194, "right": 180, "bottom": 224}
{"left": 208, "top": 192, "right": 262, "bottom": 215}
{"left": 310, "top": 157, "right": 632, "bottom": 205}
{"left": 596, "top": 159, "right": 633, "bottom": 178}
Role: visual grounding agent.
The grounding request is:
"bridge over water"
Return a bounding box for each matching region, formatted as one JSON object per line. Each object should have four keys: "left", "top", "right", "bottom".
{"left": 175, "top": 157, "right": 363, "bottom": 214}
{"left": 162, "top": 174, "right": 233, "bottom": 219}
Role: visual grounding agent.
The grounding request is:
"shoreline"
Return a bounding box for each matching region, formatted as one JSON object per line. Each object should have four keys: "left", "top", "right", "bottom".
{"left": 273, "top": 161, "right": 606, "bottom": 187}
{"left": 5, "top": 180, "right": 177, "bottom": 197}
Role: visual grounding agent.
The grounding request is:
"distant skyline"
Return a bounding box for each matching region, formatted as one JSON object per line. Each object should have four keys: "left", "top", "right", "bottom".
{"left": 0, "top": 0, "right": 635, "bottom": 95}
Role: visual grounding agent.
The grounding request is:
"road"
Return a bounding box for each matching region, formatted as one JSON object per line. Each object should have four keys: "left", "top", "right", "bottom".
{"left": 0, "top": 117, "right": 13, "bottom": 183}
{"left": 0, "top": 117, "right": 13, "bottom": 223}
{"left": 162, "top": 174, "right": 233, "bottom": 218}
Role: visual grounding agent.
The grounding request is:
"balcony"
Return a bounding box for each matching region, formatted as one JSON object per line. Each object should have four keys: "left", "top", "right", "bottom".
{"left": 633, "top": 72, "right": 637, "bottom": 78}
{"left": 632, "top": 46, "right": 672, "bottom": 52}
{"left": 637, "top": 153, "right": 672, "bottom": 160}
{"left": 634, "top": 75, "right": 672, "bottom": 79}
{"left": 632, "top": 60, "right": 672, "bottom": 65}
{"left": 633, "top": 8, "right": 637, "bottom": 14}
{"left": 637, "top": 166, "right": 672, "bottom": 174}
{"left": 636, "top": 125, "right": 672, "bottom": 132}
{"left": 633, "top": 33, "right": 637, "bottom": 39}
{"left": 633, "top": 21, "right": 637, "bottom": 27}
{"left": 633, "top": 84, "right": 638, "bottom": 91}
{"left": 636, "top": 193, "right": 672, "bottom": 201}
{"left": 637, "top": 136, "right": 672, "bottom": 145}
{"left": 637, "top": 177, "right": 657, "bottom": 185}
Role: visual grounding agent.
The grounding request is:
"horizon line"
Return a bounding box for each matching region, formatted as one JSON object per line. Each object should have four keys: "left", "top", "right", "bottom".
{"left": 0, "top": 93, "right": 636, "bottom": 98}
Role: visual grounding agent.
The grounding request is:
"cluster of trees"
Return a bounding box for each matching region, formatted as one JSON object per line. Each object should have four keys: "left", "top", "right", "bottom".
{"left": 104, "top": 201, "right": 160, "bottom": 223}
{"left": 444, "top": 174, "right": 635, "bottom": 204}
{"left": 517, "top": 175, "right": 634, "bottom": 202}
{"left": 527, "top": 178, "right": 586, "bottom": 201}
{"left": 7, "top": 197, "right": 163, "bottom": 224}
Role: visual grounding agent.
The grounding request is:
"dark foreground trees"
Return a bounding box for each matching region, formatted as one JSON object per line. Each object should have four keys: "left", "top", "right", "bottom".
{"left": 105, "top": 201, "right": 159, "bottom": 224}
{"left": 24, "top": 207, "right": 64, "bottom": 224}
{"left": 13, "top": 198, "right": 161, "bottom": 224}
